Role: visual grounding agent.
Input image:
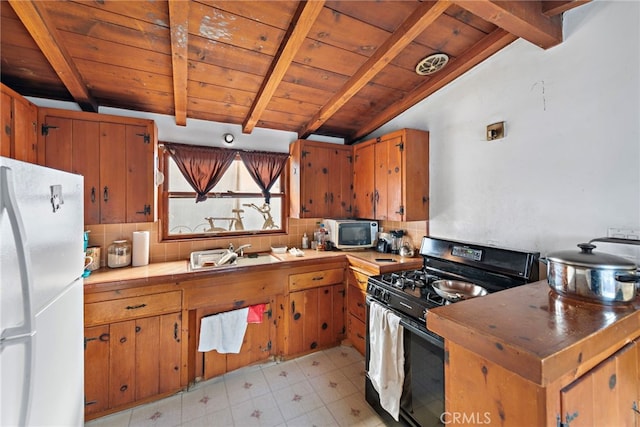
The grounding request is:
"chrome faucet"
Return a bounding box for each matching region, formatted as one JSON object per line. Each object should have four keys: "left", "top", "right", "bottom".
{"left": 234, "top": 244, "right": 252, "bottom": 257}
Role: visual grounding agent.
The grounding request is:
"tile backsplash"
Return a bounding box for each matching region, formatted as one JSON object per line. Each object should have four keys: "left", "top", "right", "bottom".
{"left": 85, "top": 219, "right": 428, "bottom": 267}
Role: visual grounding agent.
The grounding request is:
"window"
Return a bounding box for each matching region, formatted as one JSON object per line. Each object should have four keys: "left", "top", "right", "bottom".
{"left": 160, "top": 145, "right": 287, "bottom": 240}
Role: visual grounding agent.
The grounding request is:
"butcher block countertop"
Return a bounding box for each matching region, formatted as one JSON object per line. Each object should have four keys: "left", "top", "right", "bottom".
{"left": 84, "top": 249, "right": 421, "bottom": 292}
{"left": 427, "top": 280, "right": 640, "bottom": 386}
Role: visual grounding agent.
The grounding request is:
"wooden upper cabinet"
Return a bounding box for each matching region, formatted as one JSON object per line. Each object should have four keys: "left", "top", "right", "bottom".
{"left": 39, "top": 108, "right": 157, "bottom": 225}
{"left": 353, "top": 128, "right": 429, "bottom": 221}
{"left": 289, "top": 139, "right": 353, "bottom": 219}
{"left": 1, "top": 83, "right": 38, "bottom": 163}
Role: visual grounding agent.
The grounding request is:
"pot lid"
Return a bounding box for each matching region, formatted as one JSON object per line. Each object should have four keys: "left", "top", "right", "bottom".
{"left": 547, "top": 243, "right": 637, "bottom": 269}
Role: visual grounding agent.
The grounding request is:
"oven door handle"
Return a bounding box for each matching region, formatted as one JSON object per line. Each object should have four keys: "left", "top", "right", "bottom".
{"left": 366, "top": 296, "right": 444, "bottom": 350}
{"left": 399, "top": 317, "right": 445, "bottom": 350}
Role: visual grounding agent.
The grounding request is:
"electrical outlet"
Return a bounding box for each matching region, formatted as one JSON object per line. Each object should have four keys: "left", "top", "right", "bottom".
{"left": 486, "top": 122, "right": 505, "bottom": 141}
{"left": 607, "top": 227, "right": 640, "bottom": 240}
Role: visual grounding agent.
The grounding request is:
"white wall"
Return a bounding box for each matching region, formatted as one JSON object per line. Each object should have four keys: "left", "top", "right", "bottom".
{"left": 367, "top": 0, "right": 640, "bottom": 260}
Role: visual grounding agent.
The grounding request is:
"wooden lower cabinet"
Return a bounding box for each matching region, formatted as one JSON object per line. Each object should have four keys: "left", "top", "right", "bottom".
{"left": 347, "top": 268, "right": 369, "bottom": 355}
{"left": 559, "top": 339, "right": 639, "bottom": 426}
{"left": 84, "top": 288, "right": 182, "bottom": 420}
{"left": 286, "top": 284, "right": 346, "bottom": 355}
{"left": 283, "top": 267, "right": 346, "bottom": 356}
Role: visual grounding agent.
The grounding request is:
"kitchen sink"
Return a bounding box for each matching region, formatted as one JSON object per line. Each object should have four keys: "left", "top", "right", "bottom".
{"left": 189, "top": 249, "right": 281, "bottom": 271}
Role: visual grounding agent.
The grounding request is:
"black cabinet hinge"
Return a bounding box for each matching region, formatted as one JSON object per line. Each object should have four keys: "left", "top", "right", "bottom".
{"left": 136, "top": 133, "right": 151, "bottom": 144}
{"left": 41, "top": 124, "right": 58, "bottom": 136}
{"left": 396, "top": 205, "right": 405, "bottom": 215}
{"left": 301, "top": 150, "right": 310, "bottom": 158}
{"left": 136, "top": 204, "right": 151, "bottom": 215}
{"left": 396, "top": 142, "right": 404, "bottom": 151}
{"left": 346, "top": 155, "right": 353, "bottom": 163}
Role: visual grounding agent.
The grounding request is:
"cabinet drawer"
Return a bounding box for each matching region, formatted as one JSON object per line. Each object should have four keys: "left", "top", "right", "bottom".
{"left": 349, "top": 269, "right": 370, "bottom": 292}
{"left": 85, "top": 291, "right": 181, "bottom": 327}
{"left": 348, "top": 314, "right": 366, "bottom": 355}
{"left": 289, "top": 268, "right": 344, "bottom": 292}
{"left": 348, "top": 285, "right": 366, "bottom": 322}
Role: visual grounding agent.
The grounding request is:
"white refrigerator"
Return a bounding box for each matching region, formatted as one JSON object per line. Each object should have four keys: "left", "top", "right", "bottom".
{"left": 0, "top": 157, "right": 84, "bottom": 426}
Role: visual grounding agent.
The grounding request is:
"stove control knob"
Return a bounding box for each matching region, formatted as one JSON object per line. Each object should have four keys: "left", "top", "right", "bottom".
{"left": 382, "top": 291, "right": 391, "bottom": 303}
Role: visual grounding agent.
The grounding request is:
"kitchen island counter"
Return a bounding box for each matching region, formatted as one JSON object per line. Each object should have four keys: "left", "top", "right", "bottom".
{"left": 427, "top": 280, "right": 640, "bottom": 426}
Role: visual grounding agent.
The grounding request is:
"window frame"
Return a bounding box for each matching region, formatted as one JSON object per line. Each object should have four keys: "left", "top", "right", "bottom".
{"left": 159, "top": 146, "right": 289, "bottom": 242}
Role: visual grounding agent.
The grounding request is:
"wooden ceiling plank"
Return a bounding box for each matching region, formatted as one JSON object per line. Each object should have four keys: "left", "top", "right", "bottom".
{"left": 350, "top": 28, "right": 518, "bottom": 142}
{"left": 452, "top": 0, "right": 562, "bottom": 49}
{"left": 8, "top": 0, "right": 97, "bottom": 112}
{"left": 299, "top": 0, "right": 452, "bottom": 138}
{"left": 542, "top": 0, "right": 591, "bottom": 17}
{"left": 242, "top": 0, "right": 326, "bottom": 134}
{"left": 168, "top": 0, "right": 189, "bottom": 126}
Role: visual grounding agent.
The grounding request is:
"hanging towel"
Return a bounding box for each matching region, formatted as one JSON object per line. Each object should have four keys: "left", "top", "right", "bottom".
{"left": 198, "top": 307, "right": 249, "bottom": 353}
{"left": 367, "top": 300, "right": 405, "bottom": 422}
{"left": 247, "top": 303, "right": 266, "bottom": 323}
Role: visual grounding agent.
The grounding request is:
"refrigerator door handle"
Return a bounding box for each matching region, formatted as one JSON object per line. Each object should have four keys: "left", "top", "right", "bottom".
{"left": 0, "top": 165, "right": 36, "bottom": 426}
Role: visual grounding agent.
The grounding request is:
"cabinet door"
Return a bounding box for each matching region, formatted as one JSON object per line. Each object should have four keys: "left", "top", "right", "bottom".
{"left": 226, "top": 312, "right": 272, "bottom": 372}
{"left": 328, "top": 146, "right": 353, "bottom": 218}
{"left": 0, "top": 87, "right": 37, "bottom": 162}
{"left": 43, "top": 116, "right": 74, "bottom": 171}
{"left": 353, "top": 142, "right": 375, "bottom": 219}
{"left": 158, "top": 312, "right": 182, "bottom": 393}
{"left": 109, "top": 320, "right": 136, "bottom": 408}
{"left": 72, "top": 120, "right": 101, "bottom": 224}
{"left": 288, "top": 290, "right": 308, "bottom": 355}
{"left": 99, "top": 123, "right": 127, "bottom": 223}
{"left": 126, "top": 125, "right": 154, "bottom": 222}
{"left": 0, "top": 91, "right": 11, "bottom": 157}
{"left": 84, "top": 325, "right": 110, "bottom": 416}
{"left": 375, "top": 136, "right": 403, "bottom": 220}
{"left": 135, "top": 316, "right": 160, "bottom": 400}
{"left": 560, "top": 340, "right": 638, "bottom": 426}
{"left": 300, "top": 144, "right": 330, "bottom": 218}
{"left": 12, "top": 98, "right": 38, "bottom": 163}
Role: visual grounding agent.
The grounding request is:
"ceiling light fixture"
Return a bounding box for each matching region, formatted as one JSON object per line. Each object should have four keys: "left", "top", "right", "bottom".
{"left": 415, "top": 53, "right": 449, "bottom": 76}
{"left": 223, "top": 133, "right": 235, "bottom": 144}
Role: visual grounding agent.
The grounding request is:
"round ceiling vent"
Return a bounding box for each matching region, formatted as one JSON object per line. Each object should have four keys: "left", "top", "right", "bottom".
{"left": 415, "top": 53, "right": 449, "bottom": 76}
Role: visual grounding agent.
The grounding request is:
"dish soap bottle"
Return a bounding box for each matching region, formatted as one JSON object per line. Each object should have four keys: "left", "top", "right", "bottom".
{"left": 302, "top": 232, "right": 309, "bottom": 249}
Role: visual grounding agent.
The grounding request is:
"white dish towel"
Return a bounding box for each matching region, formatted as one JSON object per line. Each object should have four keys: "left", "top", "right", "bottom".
{"left": 367, "top": 300, "right": 405, "bottom": 421}
{"left": 198, "top": 307, "right": 249, "bottom": 353}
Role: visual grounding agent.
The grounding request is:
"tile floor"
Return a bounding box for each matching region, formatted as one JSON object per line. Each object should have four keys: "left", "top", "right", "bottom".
{"left": 85, "top": 345, "right": 386, "bottom": 427}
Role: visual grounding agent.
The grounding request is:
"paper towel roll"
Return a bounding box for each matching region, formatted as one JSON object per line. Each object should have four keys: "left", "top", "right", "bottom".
{"left": 132, "top": 231, "right": 150, "bottom": 267}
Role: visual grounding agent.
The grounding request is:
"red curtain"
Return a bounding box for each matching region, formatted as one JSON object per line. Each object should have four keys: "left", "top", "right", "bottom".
{"left": 239, "top": 151, "right": 289, "bottom": 204}
{"left": 165, "top": 143, "right": 237, "bottom": 202}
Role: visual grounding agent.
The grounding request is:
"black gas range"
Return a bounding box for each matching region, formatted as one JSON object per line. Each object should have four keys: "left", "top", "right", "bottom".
{"left": 367, "top": 236, "right": 541, "bottom": 327}
{"left": 365, "top": 236, "right": 540, "bottom": 427}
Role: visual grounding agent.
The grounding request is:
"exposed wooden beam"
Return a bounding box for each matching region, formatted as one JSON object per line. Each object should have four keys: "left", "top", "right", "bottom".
{"left": 351, "top": 29, "right": 518, "bottom": 142}
{"left": 299, "top": 0, "right": 452, "bottom": 139}
{"left": 168, "top": 0, "right": 189, "bottom": 126}
{"left": 452, "top": 1, "right": 562, "bottom": 49}
{"left": 542, "top": 0, "right": 591, "bottom": 17}
{"left": 242, "top": 0, "right": 325, "bottom": 134}
{"left": 8, "top": 0, "right": 97, "bottom": 112}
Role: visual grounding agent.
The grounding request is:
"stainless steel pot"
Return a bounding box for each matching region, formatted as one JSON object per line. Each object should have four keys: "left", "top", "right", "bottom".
{"left": 542, "top": 238, "right": 640, "bottom": 304}
{"left": 431, "top": 280, "right": 488, "bottom": 303}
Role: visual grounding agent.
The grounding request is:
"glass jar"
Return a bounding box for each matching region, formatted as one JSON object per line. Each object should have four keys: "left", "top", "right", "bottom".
{"left": 107, "top": 240, "right": 131, "bottom": 268}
